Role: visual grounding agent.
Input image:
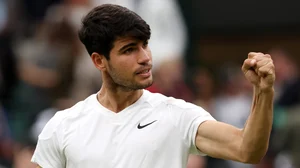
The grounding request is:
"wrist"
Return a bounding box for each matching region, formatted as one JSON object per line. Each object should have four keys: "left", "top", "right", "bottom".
{"left": 254, "top": 86, "right": 274, "bottom": 94}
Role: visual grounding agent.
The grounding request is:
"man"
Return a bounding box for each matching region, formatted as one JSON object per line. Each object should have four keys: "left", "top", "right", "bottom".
{"left": 31, "top": 4, "right": 275, "bottom": 168}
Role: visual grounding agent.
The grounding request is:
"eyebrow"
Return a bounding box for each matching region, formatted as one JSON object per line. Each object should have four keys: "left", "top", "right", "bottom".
{"left": 118, "top": 42, "right": 137, "bottom": 53}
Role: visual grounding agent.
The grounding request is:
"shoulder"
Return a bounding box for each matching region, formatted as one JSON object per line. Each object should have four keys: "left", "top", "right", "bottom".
{"left": 144, "top": 90, "right": 205, "bottom": 112}
{"left": 58, "top": 93, "right": 98, "bottom": 119}
{"left": 38, "top": 94, "right": 97, "bottom": 140}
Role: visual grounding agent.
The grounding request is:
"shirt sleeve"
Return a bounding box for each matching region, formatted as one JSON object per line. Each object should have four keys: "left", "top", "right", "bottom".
{"left": 169, "top": 98, "right": 216, "bottom": 156}
{"left": 31, "top": 112, "right": 66, "bottom": 168}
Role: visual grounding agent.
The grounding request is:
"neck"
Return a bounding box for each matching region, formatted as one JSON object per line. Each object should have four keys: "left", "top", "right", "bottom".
{"left": 97, "top": 83, "right": 143, "bottom": 113}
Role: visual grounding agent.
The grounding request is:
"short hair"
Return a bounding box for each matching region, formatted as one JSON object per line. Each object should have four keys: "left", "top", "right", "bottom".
{"left": 78, "top": 4, "right": 151, "bottom": 60}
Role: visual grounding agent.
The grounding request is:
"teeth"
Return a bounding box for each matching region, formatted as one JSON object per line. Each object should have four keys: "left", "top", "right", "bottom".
{"left": 139, "top": 70, "right": 149, "bottom": 74}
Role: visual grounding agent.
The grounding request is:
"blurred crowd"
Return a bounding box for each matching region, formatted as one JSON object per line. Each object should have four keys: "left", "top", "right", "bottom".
{"left": 0, "top": 0, "right": 299, "bottom": 168}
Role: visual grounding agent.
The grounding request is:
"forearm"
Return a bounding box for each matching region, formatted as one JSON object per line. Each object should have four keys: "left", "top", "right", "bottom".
{"left": 241, "top": 86, "right": 274, "bottom": 162}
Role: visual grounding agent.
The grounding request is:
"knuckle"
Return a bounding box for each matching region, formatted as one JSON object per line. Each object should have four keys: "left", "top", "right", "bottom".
{"left": 248, "top": 52, "right": 258, "bottom": 58}
{"left": 248, "top": 52, "right": 255, "bottom": 56}
{"left": 265, "top": 54, "right": 271, "bottom": 58}
{"left": 256, "top": 53, "right": 264, "bottom": 57}
{"left": 258, "top": 52, "right": 264, "bottom": 55}
{"left": 269, "top": 61, "right": 274, "bottom": 67}
{"left": 270, "top": 65, "right": 274, "bottom": 69}
{"left": 243, "top": 59, "right": 250, "bottom": 65}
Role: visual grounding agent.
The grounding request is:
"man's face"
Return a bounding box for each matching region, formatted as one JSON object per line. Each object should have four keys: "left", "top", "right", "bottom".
{"left": 105, "top": 37, "right": 153, "bottom": 90}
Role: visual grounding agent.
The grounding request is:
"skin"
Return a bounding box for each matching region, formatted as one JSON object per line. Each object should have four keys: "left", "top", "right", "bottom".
{"left": 196, "top": 52, "right": 275, "bottom": 163}
{"left": 37, "top": 47, "right": 275, "bottom": 167}
{"left": 92, "top": 37, "right": 153, "bottom": 112}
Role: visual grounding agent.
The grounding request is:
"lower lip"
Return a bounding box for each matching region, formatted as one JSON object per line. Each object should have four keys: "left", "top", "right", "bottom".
{"left": 137, "top": 70, "right": 151, "bottom": 78}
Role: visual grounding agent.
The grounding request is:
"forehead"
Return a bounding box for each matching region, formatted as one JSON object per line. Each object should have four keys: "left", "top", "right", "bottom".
{"left": 114, "top": 37, "right": 140, "bottom": 46}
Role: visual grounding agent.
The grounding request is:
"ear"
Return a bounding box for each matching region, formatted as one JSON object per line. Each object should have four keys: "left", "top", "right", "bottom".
{"left": 91, "top": 52, "right": 107, "bottom": 71}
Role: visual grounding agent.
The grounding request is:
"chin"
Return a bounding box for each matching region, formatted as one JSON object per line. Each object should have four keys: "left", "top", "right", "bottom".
{"left": 143, "top": 77, "right": 154, "bottom": 86}
{"left": 135, "top": 79, "right": 154, "bottom": 90}
{"left": 144, "top": 80, "right": 154, "bottom": 88}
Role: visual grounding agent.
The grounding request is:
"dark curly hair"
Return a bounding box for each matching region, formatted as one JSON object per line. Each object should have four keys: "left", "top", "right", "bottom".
{"left": 78, "top": 4, "right": 151, "bottom": 60}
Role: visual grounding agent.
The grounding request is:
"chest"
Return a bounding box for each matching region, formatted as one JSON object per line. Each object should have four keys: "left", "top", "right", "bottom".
{"left": 63, "top": 111, "right": 180, "bottom": 167}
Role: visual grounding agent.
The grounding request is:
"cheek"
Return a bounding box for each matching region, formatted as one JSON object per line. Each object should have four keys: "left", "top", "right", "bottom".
{"left": 147, "top": 49, "right": 152, "bottom": 59}
{"left": 111, "top": 58, "right": 135, "bottom": 74}
{"left": 121, "top": 59, "right": 135, "bottom": 70}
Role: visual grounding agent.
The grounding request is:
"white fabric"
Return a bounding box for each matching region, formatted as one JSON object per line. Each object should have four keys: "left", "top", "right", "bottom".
{"left": 31, "top": 90, "right": 215, "bottom": 168}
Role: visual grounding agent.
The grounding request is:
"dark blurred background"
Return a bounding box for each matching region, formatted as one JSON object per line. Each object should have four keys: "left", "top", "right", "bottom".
{"left": 0, "top": 0, "right": 299, "bottom": 168}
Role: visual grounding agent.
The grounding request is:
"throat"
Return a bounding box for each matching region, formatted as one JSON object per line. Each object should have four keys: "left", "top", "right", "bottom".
{"left": 97, "top": 88, "right": 143, "bottom": 113}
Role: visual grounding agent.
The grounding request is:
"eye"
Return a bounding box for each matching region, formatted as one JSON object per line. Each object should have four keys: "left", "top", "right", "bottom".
{"left": 143, "top": 41, "right": 148, "bottom": 48}
{"left": 124, "top": 48, "right": 135, "bottom": 54}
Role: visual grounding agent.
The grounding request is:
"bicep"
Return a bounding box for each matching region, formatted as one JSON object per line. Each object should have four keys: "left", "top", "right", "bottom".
{"left": 196, "top": 120, "right": 244, "bottom": 162}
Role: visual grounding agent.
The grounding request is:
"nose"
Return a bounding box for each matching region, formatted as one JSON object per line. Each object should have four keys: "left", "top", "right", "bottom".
{"left": 137, "top": 47, "right": 151, "bottom": 64}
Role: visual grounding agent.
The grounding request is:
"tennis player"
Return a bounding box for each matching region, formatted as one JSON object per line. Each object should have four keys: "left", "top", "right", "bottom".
{"left": 32, "top": 4, "right": 275, "bottom": 168}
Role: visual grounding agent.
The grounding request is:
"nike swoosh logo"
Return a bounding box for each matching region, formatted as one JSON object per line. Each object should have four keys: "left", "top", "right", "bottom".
{"left": 137, "top": 120, "right": 157, "bottom": 129}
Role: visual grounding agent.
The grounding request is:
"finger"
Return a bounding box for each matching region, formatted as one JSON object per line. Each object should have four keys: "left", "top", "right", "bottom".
{"left": 242, "top": 58, "right": 256, "bottom": 73}
{"left": 256, "top": 58, "right": 272, "bottom": 69}
{"left": 246, "top": 69, "right": 260, "bottom": 85}
{"left": 265, "top": 54, "right": 271, "bottom": 58}
{"left": 253, "top": 54, "right": 270, "bottom": 62}
{"left": 248, "top": 52, "right": 264, "bottom": 59}
{"left": 258, "top": 62, "right": 275, "bottom": 77}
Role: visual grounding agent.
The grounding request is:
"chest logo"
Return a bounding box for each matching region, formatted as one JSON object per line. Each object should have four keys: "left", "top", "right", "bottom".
{"left": 137, "top": 120, "right": 157, "bottom": 129}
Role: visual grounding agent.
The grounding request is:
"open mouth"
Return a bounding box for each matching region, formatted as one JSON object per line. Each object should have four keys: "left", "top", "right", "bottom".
{"left": 137, "top": 69, "right": 150, "bottom": 74}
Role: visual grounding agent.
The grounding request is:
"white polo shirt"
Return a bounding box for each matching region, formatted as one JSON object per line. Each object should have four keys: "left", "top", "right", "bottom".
{"left": 31, "top": 90, "right": 215, "bottom": 168}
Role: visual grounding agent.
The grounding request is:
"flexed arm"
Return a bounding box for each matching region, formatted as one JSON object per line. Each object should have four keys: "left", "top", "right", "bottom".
{"left": 195, "top": 52, "right": 275, "bottom": 164}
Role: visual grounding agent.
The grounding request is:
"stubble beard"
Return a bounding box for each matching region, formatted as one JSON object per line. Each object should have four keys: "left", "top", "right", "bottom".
{"left": 108, "top": 67, "right": 153, "bottom": 91}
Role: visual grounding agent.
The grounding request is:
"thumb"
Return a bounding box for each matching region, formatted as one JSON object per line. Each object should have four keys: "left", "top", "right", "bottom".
{"left": 245, "top": 68, "right": 259, "bottom": 85}
{"left": 242, "top": 58, "right": 256, "bottom": 74}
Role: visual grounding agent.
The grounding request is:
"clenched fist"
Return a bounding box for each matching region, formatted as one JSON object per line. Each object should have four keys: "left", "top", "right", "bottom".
{"left": 242, "top": 52, "right": 275, "bottom": 91}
